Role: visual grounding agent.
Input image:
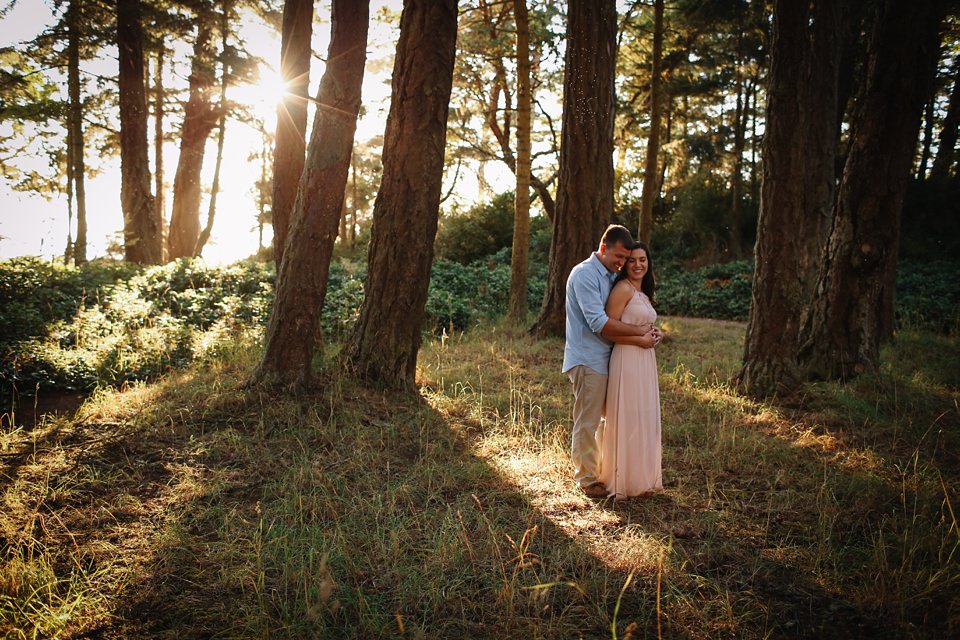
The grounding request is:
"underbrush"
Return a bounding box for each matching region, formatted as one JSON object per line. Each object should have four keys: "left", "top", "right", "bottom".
{"left": 1, "top": 317, "right": 956, "bottom": 638}
{"left": 2, "top": 256, "right": 956, "bottom": 418}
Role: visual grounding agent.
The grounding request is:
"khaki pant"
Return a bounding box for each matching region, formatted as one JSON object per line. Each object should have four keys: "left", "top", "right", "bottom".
{"left": 568, "top": 365, "right": 606, "bottom": 488}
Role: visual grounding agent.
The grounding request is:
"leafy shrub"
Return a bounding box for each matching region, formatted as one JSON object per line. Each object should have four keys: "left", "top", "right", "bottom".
{"left": 435, "top": 192, "right": 552, "bottom": 266}
{"left": 0, "top": 258, "right": 275, "bottom": 403}
{"left": 435, "top": 192, "right": 516, "bottom": 264}
{"left": 901, "top": 177, "right": 960, "bottom": 261}
{"left": 655, "top": 260, "right": 754, "bottom": 320}
{"left": 0, "top": 257, "right": 138, "bottom": 345}
{"left": 896, "top": 260, "right": 960, "bottom": 332}
{"left": 322, "top": 261, "right": 366, "bottom": 337}
{"left": 426, "top": 259, "right": 513, "bottom": 332}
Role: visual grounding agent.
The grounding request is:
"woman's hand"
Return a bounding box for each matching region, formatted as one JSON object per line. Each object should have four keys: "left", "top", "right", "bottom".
{"left": 651, "top": 327, "right": 663, "bottom": 347}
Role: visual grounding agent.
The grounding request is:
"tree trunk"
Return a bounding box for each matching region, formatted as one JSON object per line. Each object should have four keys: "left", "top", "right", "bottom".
{"left": 931, "top": 60, "right": 960, "bottom": 179}
{"left": 118, "top": 0, "right": 161, "bottom": 264}
{"left": 346, "top": 0, "right": 459, "bottom": 389}
{"left": 258, "top": 125, "right": 268, "bottom": 251}
{"left": 738, "top": 0, "right": 844, "bottom": 398}
{"left": 168, "top": 9, "right": 219, "bottom": 260}
{"left": 154, "top": 44, "right": 166, "bottom": 258}
{"left": 531, "top": 0, "right": 617, "bottom": 338}
{"left": 508, "top": 0, "right": 531, "bottom": 324}
{"left": 729, "top": 30, "right": 746, "bottom": 259}
{"left": 638, "top": 0, "right": 663, "bottom": 244}
{"left": 350, "top": 155, "right": 358, "bottom": 246}
{"left": 67, "top": 0, "right": 87, "bottom": 265}
{"left": 479, "top": 1, "right": 556, "bottom": 228}
{"left": 271, "top": 0, "right": 313, "bottom": 267}
{"left": 250, "top": 0, "right": 369, "bottom": 390}
{"left": 194, "top": 0, "right": 232, "bottom": 258}
{"left": 799, "top": 0, "right": 943, "bottom": 380}
{"left": 917, "top": 94, "right": 935, "bottom": 180}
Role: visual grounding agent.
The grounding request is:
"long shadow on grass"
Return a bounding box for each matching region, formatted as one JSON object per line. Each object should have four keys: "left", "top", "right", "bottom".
{"left": 87, "top": 375, "right": 700, "bottom": 639}
{"left": 3, "top": 338, "right": 955, "bottom": 639}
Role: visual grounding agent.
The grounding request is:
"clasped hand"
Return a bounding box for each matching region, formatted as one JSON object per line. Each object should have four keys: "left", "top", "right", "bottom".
{"left": 638, "top": 323, "right": 663, "bottom": 348}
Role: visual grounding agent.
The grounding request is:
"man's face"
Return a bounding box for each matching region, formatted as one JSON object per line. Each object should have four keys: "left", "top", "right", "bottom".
{"left": 598, "top": 241, "right": 630, "bottom": 273}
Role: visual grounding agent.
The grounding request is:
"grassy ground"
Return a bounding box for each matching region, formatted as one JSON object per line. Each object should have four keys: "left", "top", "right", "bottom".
{"left": 1, "top": 317, "right": 958, "bottom": 639}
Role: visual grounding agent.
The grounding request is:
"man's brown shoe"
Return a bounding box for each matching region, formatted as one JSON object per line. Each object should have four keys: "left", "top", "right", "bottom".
{"left": 582, "top": 482, "right": 608, "bottom": 498}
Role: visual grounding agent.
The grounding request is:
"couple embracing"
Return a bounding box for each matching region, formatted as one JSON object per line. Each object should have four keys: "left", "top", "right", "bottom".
{"left": 563, "top": 224, "right": 663, "bottom": 500}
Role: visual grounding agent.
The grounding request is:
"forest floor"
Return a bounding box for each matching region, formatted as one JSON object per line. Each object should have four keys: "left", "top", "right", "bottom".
{"left": 1, "top": 317, "right": 958, "bottom": 639}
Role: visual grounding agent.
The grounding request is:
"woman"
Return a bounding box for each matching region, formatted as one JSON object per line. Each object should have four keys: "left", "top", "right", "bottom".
{"left": 598, "top": 241, "right": 663, "bottom": 499}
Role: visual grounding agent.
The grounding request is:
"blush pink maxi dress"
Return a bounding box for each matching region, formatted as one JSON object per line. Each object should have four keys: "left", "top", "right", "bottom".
{"left": 598, "top": 288, "right": 662, "bottom": 498}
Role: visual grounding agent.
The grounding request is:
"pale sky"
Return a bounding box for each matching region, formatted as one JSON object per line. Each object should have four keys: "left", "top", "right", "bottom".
{"left": 0, "top": 0, "right": 409, "bottom": 264}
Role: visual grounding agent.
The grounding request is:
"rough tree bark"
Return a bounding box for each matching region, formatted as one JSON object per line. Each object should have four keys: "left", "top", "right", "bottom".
{"left": 531, "top": 0, "right": 617, "bottom": 338}
{"left": 118, "top": 0, "right": 161, "bottom": 264}
{"left": 168, "top": 7, "right": 219, "bottom": 260}
{"left": 508, "top": 0, "right": 531, "bottom": 324}
{"left": 346, "top": 0, "right": 459, "bottom": 389}
{"left": 249, "top": 0, "right": 369, "bottom": 389}
{"left": 738, "top": 0, "right": 845, "bottom": 398}
{"left": 799, "top": 0, "right": 944, "bottom": 380}
{"left": 271, "top": 0, "right": 313, "bottom": 266}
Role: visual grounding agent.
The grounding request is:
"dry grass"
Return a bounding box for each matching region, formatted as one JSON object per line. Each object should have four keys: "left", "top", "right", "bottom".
{"left": 1, "top": 317, "right": 958, "bottom": 638}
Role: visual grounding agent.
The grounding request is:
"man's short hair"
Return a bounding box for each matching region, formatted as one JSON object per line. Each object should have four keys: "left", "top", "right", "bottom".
{"left": 600, "top": 224, "right": 634, "bottom": 250}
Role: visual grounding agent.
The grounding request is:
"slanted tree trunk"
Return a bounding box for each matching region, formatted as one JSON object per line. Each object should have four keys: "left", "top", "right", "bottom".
{"left": 346, "top": 0, "right": 459, "bottom": 389}
{"left": 738, "top": 0, "right": 844, "bottom": 398}
{"left": 168, "top": 8, "right": 219, "bottom": 260}
{"left": 118, "top": 0, "right": 161, "bottom": 264}
{"left": 931, "top": 60, "right": 960, "bottom": 179}
{"left": 194, "top": 0, "right": 232, "bottom": 257}
{"left": 271, "top": 0, "right": 313, "bottom": 266}
{"left": 531, "top": 0, "right": 617, "bottom": 338}
{"left": 250, "top": 0, "right": 369, "bottom": 390}
{"left": 508, "top": 0, "right": 531, "bottom": 324}
{"left": 67, "top": 0, "right": 87, "bottom": 265}
{"left": 799, "top": 0, "right": 944, "bottom": 380}
{"left": 638, "top": 0, "right": 663, "bottom": 244}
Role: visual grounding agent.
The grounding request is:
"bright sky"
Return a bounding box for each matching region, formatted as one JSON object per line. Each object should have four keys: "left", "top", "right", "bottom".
{"left": 0, "top": 0, "right": 412, "bottom": 265}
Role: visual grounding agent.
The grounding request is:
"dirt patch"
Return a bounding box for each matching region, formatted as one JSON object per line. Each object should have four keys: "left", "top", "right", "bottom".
{"left": 2, "top": 390, "right": 88, "bottom": 430}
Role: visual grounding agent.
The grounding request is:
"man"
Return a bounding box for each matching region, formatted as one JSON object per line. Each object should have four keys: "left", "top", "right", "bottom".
{"left": 563, "top": 224, "right": 653, "bottom": 498}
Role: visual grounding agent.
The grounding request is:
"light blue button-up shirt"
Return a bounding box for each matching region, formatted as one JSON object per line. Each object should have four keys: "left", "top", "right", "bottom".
{"left": 562, "top": 253, "right": 618, "bottom": 375}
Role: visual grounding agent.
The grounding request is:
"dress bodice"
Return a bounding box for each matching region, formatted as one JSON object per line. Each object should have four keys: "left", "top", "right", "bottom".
{"left": 620, "top": 288, "right": 657, "bottom": 327}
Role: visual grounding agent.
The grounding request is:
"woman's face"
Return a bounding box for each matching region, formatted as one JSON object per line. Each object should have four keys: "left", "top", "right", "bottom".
{"left": 625, "top": 247, "right": 648, "bottom": 283}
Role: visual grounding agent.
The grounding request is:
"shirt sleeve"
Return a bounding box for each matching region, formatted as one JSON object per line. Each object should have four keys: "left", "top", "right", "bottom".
{"left": 571, "top": 269, "right": 609, "bottom": 335}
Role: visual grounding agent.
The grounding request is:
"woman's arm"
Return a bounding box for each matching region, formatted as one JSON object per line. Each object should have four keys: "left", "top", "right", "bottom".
{"left": 600, "top": 282, "right": 653, "bottom": 340}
